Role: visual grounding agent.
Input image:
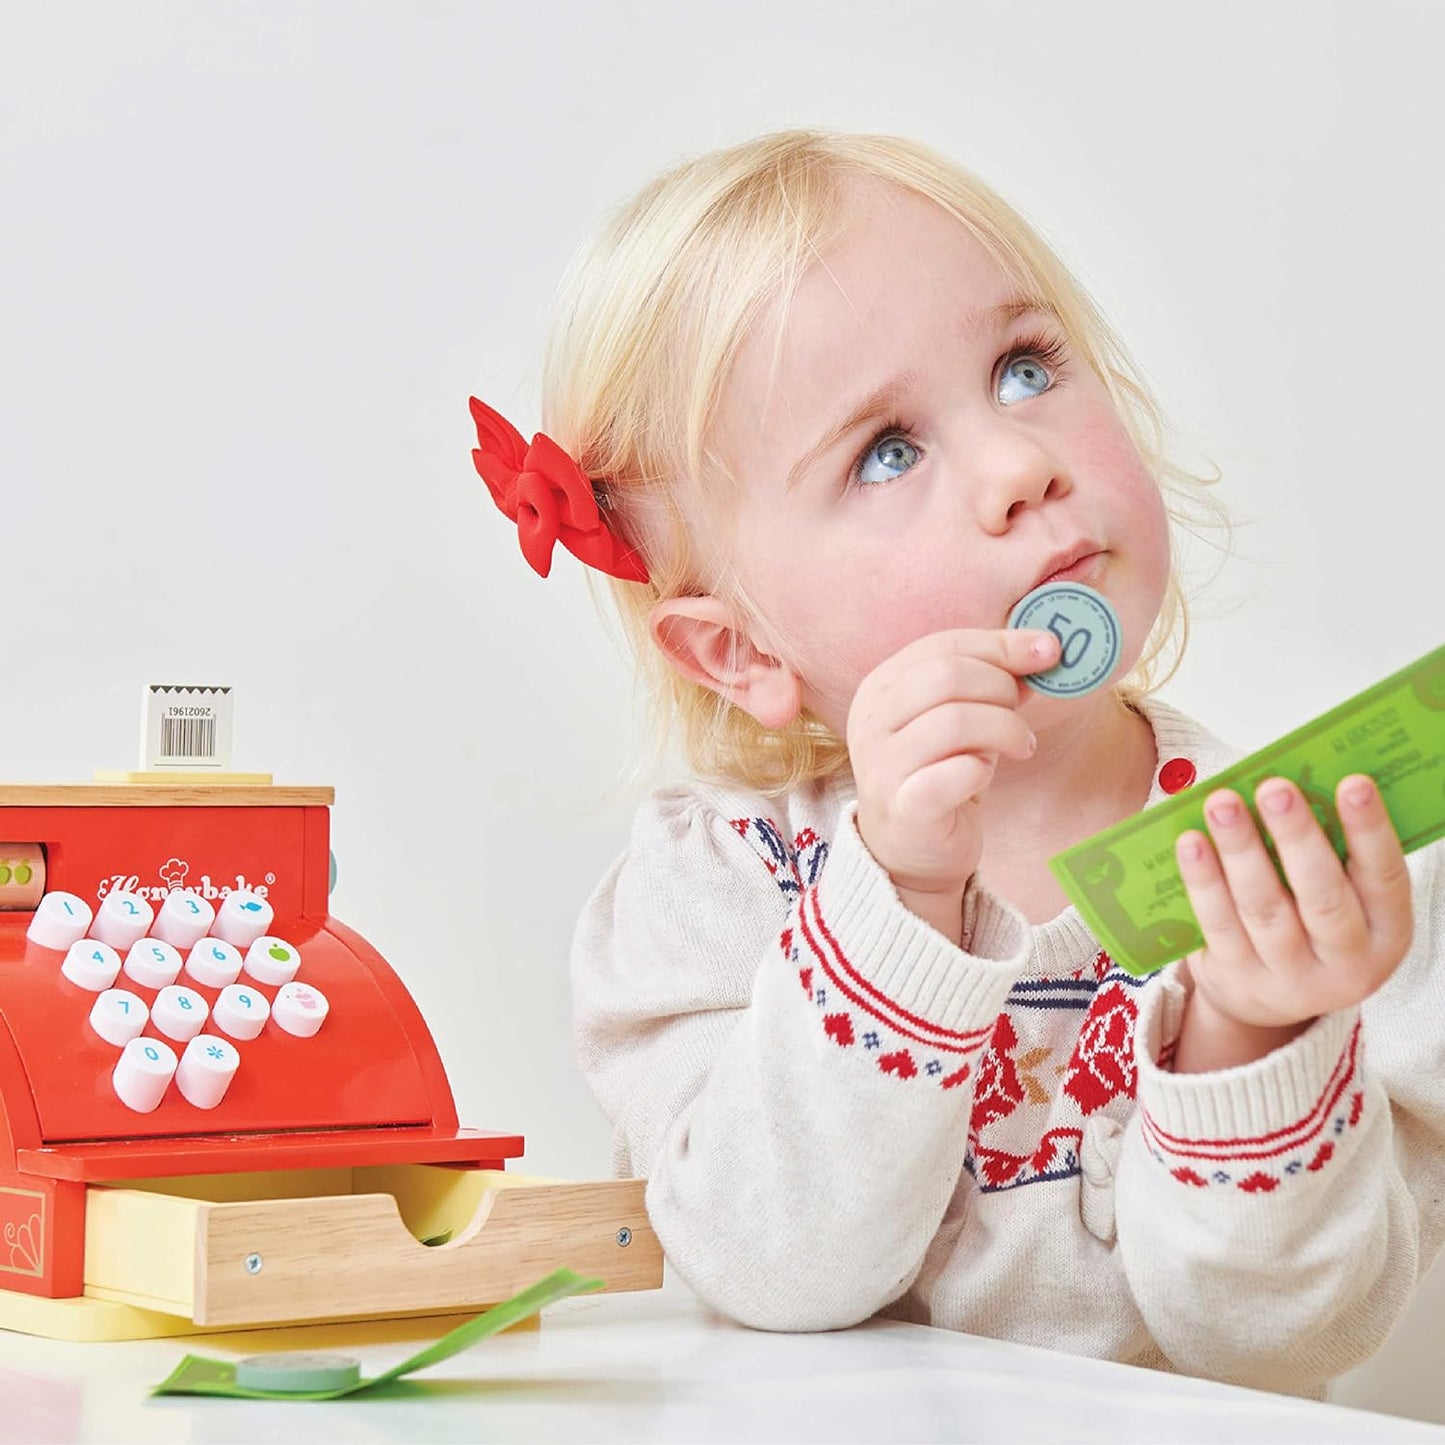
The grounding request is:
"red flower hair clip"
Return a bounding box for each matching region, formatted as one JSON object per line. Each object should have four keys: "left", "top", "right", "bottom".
{"left": 468, "top": 398, "right": 649, "bottom": 583}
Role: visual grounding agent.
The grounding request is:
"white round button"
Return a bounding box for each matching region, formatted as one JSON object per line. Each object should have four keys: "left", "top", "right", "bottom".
{"left": 27, "top": 892, "right": 93, "bottom": 950}
{"left": 61, "top": 939, "right": 121, "bottom": 992}
{"left": 213, "top": 983, "right": 270, "bottom": 1041}
{"left": 211, "top": 891, "right": 274, "bottom": 948}
{"left": 112, "top": 1036, "right": 177, "bottom": 1113}
{"left": 175, "top": 1034, "right": 240, "bottom": 1109}
{"left": 152, "top": 892, "right": 216, "bottom": 950}
{"left": 272, "top": 981, "right": 329, "bottom": 1038}
{"left": 90, "top": 891, "right": 155, "bottom": 951}
{"left": 122, "top": 939, "right": 183, "bottom": 990}
{"left": 89, "top": 989, "right": 149, "bottom": 1046}
{"left": 152, "top": 984, "right": 209, "bottom": 1042}
{"left": 243, "top": 936, "right": 300, "bottom": 986}
{"left": 184, "top": 938, "right": 243, "bottom": 988}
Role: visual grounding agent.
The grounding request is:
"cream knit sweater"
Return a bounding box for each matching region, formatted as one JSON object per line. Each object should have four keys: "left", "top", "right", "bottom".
{"left": 571, "top": 699, "right": 1445, "bottom": 1397}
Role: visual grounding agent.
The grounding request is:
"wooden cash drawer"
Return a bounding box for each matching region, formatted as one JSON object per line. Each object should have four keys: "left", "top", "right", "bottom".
{"left": 82, "top": 1164, "right": 660, "bottom": 1327}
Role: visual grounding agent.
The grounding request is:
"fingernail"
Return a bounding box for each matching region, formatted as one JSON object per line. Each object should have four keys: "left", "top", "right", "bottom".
{"left": 1178, "top": 832, "right": 1204, "bottom": 862}
{"left": 1030, "top": 635, "right": 1056, "bottom": 660}
{"left": 1208, "top": 795, "right": 1242, "bottom": 826}
{"left": 1259, "top": 783, "right": 1293, "bottom": 816}
{"left": 1344, "top": 777, "right": 1375, "bottom": 808}
{"left": 1026, "top": 730, "right": 1037, "bottom": 756}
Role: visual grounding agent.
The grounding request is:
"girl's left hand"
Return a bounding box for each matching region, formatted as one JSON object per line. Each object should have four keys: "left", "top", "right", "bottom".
{"left": 1175, "top": 774, "right": 1414, "bottom": 1037}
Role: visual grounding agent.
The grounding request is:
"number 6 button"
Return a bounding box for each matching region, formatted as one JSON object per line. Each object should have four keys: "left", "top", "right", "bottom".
{"left": 184, "top": 938, "right": 243, "bottom": 988}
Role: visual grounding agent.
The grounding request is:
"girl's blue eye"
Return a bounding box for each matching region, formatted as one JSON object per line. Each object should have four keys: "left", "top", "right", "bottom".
{"left": 857, "top": 432, "right": 919, "bottom": 486}
{"left": 998, "top": 354, "right": 1054, "bottom": 406}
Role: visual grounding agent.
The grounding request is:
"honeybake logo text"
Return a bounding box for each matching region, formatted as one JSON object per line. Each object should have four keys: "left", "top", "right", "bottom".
{"left": 94, "top": 856, "right": 274, "bottom": 902}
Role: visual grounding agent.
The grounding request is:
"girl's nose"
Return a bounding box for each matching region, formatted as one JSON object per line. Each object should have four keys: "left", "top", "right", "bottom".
{"left": 969, "top": 428, "right": 1071, "bottom": 533}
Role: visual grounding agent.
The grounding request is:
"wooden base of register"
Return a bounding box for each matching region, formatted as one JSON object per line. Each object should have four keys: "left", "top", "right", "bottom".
{"left": 1, "top": 1163, "right": 661, "bottom": 1341}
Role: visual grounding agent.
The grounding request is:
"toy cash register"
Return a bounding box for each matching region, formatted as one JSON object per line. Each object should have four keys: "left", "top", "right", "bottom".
{"left": 0, "top": 779, "right": 661, "bottom": 1341}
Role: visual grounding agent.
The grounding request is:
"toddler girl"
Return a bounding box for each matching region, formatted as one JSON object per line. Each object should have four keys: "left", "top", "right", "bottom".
{"left": 469, "top": 130, "right": 1442, "bottom": 1397}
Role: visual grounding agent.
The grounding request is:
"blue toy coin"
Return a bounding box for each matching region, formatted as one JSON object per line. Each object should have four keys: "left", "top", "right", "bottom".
{"left": 1008, "top": 582, "right": 1122, "bottom": 697}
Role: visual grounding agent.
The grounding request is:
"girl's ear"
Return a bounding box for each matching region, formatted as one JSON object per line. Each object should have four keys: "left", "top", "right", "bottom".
{"left": 649, "top": 596, "right": 802, "bottom": 730}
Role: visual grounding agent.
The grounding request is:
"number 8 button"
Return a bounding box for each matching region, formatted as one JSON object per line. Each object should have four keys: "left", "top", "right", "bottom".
{"left": 152, "top": 984, "right": 209, "bottom": 1043}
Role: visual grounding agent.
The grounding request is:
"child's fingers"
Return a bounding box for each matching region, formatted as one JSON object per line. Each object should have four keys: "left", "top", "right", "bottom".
{"left": 853, "top": 630, "right": 1056, "bottom": 744}
{"left": 1337, "top": 775, "right": 1415, "bottom": 953}
{"left": 1175, "top": 827, "right": 1254, "bottom": 962}
{"left": 1253, "top": 778, "right": 1368, "bottom": 957}
{"left": 1199, "top": 789, "right": 1311, "bottom": 965}
{"left": 872, "top": 653, "right": 1029, "bottom": 737}
{"left": 889, "top": 701, "right": 1036, "bottom": 778}
{"left": 896, "top": 752, "right": 995, "bottom": 826}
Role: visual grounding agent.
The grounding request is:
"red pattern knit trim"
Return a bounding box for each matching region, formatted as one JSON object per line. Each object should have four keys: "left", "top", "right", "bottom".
{"left": 1141, "top": 1020, "right": 1362, "bottom": 1163}
{"left": 797, "top": 884, "right": 992, "bottom": 1056}
{"left": 1141, "top": 1022, "right": 1365, "bottom": 1191}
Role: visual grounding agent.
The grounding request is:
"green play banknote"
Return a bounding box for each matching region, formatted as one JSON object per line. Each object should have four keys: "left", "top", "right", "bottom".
{"left": 151, "top": 1267, "right": 604, "bottom": 1400}
{"left": 1050, "top": 644, "right": 1445, "bottom": 977}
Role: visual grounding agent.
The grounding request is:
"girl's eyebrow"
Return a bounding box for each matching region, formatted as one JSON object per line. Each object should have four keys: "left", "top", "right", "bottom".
{"left": 783, "top": 296, "right": 1054, "bottom": 491}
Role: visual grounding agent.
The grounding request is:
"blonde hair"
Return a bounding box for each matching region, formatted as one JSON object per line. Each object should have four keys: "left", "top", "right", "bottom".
{"left": 540, "top": 130, "right": 1227, "bottom": 794}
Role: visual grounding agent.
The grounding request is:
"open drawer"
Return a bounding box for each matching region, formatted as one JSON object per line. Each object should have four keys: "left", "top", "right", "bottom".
{"left": 82, "top": 1164, "right": 662, "bottom": 1327}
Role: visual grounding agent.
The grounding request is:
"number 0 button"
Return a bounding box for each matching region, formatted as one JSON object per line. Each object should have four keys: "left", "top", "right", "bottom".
{"left": 112, "top": 1037, "right": 177, "bottom": 1113}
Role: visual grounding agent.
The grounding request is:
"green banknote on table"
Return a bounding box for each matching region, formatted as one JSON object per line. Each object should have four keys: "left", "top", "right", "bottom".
{"left": 151, "top": 1267, "right": 604, "bottom": 1400}
{"left": 1050, "top": 645, "right": 1445, "bottom": 977}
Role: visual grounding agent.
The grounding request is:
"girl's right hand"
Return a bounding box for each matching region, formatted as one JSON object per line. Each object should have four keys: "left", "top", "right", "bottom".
{"left": 845, "top": 628, "right": 1060, "bottom": 941}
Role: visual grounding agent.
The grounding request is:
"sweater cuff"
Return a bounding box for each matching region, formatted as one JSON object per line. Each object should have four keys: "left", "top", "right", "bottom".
{"left": 807, "top": 803, "right": 1029, "bottom": 1040}
{"left": 1133, "top": 967, "right": 1365, "bottom": 1186}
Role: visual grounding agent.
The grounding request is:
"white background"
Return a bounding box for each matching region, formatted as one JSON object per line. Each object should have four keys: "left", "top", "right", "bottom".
{"left": 2, "top": 0, "right": 1441, "bottom": 1422}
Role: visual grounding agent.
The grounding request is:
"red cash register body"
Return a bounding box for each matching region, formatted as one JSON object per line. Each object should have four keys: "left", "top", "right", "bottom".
{"left": 0, "top": 784, "right": 524, "bottom": 1303}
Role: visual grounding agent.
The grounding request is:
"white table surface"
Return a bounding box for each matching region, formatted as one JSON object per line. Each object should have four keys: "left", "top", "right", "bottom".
{"left": 2, "top": 1278, "right": 1442, "bottom": 1445}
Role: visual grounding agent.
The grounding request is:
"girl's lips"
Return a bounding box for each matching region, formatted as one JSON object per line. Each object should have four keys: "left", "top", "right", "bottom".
{"left": 1036, "top": 549, "right": 1105, "bottom": 589}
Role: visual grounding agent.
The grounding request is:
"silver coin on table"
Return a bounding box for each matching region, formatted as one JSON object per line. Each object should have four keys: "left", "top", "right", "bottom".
{"left": 234, "top": 1351, "right": 362, "bottom": 1393}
